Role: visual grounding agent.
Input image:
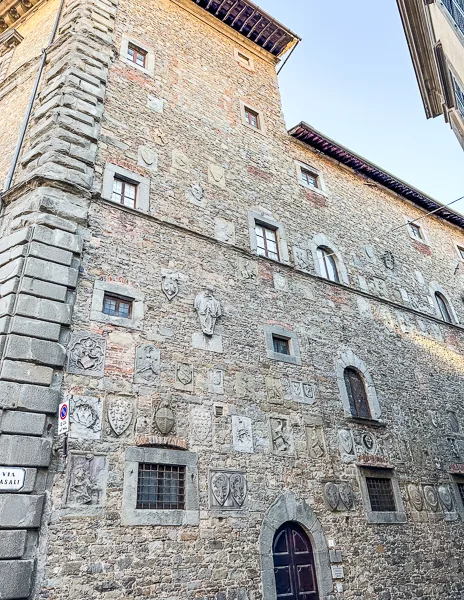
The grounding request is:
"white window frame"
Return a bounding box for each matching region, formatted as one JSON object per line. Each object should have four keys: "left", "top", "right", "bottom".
{"left": 248, "top": 210, "right": 289, "bottom": 264}
{"left": 310, "top": 233, "right": 349, "bottom": 285}
{"left": 119, "top": 34, "right": 155, "bottom": 76}
{"left": 454, "top": 242, "right": 464, "bottom": 262}
{"left": 429, "top": 281, "right": 458, "bottom": 324}
{"left": 404, "top": 216, "right": 430, "bottom": 246}
{"left": 91, "top": 280, "right": 144, "bottom": 330}
{"left": 294, "top": 160, "right": 327, "bottom": 195}
{"left": 102, "top": 163, "right": 150, "bottom": 213}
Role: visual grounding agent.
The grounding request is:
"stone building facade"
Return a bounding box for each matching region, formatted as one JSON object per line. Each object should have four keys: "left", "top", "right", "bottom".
{"left": 0, "top": 0, "right": 464, "bottom": 599}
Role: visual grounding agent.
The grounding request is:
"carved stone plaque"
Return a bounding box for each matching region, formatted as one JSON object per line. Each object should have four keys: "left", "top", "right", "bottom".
{"left": 161, "top": 273, "right": 180, "bottom": 301}
{"left": 338, "top": 429, "right": 355, "bottom": 462}
{"left": 208, "top": 369, "right": 224, "bottom": 394}
{"left": 190, "top": 406, "right": 211, "bottom": 444}
{"left": 186, "top": 183, "right": 205, "bottom": 206}
{"left": 214, "top": 217, "right": 235, "bottom": 244}
{"left": 67, "top": 332, "right": 106, "bottom": 377}
{"left": 70, "top": 396, "right": 103, "bottom": 440}
{"left": 134, "top": 345, "right": 160, "bottom": 384}
{"left": 235, "top": 372, "right": 255, "bottom": 398}
{"left": 138, "top": 145, "right": 158, "bottom": 171}
{"left": 324, "top": 482, "right": 354, "bottom": 512}
{"left": 232, "top": 415, "right": 253, "bottom": 453}
{"left": 294, "top": 246, "right": 309, "bottom": 271}
{"left": 324, "top": 483, "right": 340, "bottom": 511}
{"left": 194, "top": 290, "right": 222, "bottom": 336}
{"left": 438, "top": 485, "right": 454, "bottom": 512}
{"left": 210, "top": 470, "right": 247, "bottom": 509}
{"left": 107, "top": 397, "right": 133, "bottom": 436}
{"left": 290, "top": 380, "right": 316, "bottom": 404}
{"left": 383, "top": 251, "right": 395, "bottom": 270}
{"left": 208, "top": 163, "right": 226, "bottom": 189}
{"left": 175, "top": 363, "right": 194, "bottom": 391}
{"left": 339, "top": 483, "right": 354, "bottom": 509}
{"left": 306, "top": 425, "right": 326, "bottom": 459}
{"left": 407, "top": 484, "right": 423, "bottom": 512}
{"left": 237, "top": 257, "right": 257, "bottom": 281}
{"left": 66, "top": 454, "right": 107, "bottom": 508}
{"left": 270, "top": 417, "right": 294, "bottom": 454}
{"left": 423, "top": 485, "right": 439, "bottom": 512}
{"left": 172, "top": 149, "right": 190, "bottom": 172}
{"left": 154, "top": 401, "right": 175, "bottom": 435}
{"left": 266, "top": 376, "right": 284, "bottom": 404}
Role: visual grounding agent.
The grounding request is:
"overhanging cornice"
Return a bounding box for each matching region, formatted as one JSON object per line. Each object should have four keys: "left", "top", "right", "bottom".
{"left": 396, "top": 0, "right": 443, "bottom": 118}
{"left": 0, "top": 0, "right": 44, "bottom": 32}
{"left": 289, "top": 122, "right": 464, "bottom": 231}
{"left": 186, "top": 0, "right": 300, "bottom": 57}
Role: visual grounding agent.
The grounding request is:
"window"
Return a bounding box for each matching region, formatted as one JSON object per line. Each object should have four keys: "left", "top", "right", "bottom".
{"left": 366, "top": 477, "right": 396, "bottom": 512}
{"left": 452, "top": 73, "right": 464, "bottom": 119}
{"left": 300, "top": 168, "right": 319, "bottom": 188}
{"left": 127, "top": 43, "right": 147, "bottom": 68}
{"left": 103, "top": 294, "right": 132, "bottom": 318}
{"left": 272, "top": 335, "right": 290, "bottom": 355}
{"left": 234, "top": 49, "right": 254, "bottom": 70}
{"left": 344, "top": 367, "right": 371, "bottom": 419}
{"left": 316, "top": 246, "right": 340, "bottom": 282}
{"left": 111, "top": 177, "right": 137, "bottom": 209}
{"left": 244, "top": 106, "right": 260, "bottom": 129}
{"left": 237, "top": 52, "right": 250, "bottom": 65}
{"left": 457, "top": 245, "right": 464, "bottom": 261}
{"left": 442, "top": 0, "right": 464, "bottom": 38}
{"left": 136, "top": 463, "right": 185, "bottom": 510}
{"left": 256, "top": 223, "right": 279, "bottom": 260}
{"left": 409, "top": 222, "right": 424, "bottom": 241}
{"left": 458, "top": 482, "right": 464, "bottom": 505}
{"left": 435, "top": 292, "right": 452, "bottom": 323}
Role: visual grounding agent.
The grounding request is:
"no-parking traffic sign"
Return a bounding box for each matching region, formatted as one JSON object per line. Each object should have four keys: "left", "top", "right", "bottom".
{"left": 58, "top": 401, "right": 69, "bottom": 435}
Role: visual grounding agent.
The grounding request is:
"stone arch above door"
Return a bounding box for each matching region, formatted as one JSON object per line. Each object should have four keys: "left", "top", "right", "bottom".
{"left": 260, "top": 491, "right": 333, "bottom": 600}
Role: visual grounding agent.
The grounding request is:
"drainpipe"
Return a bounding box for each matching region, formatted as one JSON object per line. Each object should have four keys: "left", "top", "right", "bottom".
{"left": 1, "top": 0, "right": 65, "bottom": 197}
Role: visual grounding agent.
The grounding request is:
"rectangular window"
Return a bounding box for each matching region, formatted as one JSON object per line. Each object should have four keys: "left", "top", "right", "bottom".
{"left": 111, "top": 177, "right": 137, "bottom": 209}
{"left": 244, "top": 106, "right": 260, "bottom": 129}
{"left": 127, "top": 43, "right": 147, "bottom": 68}
{"left": 272, "top": 335, "right": 290, "bottom": 355}
{"left": 255, "top": 223, "right": 279, "bottom": 260}
{"left": 103, "top": 294, "right": 132, "bottom": 318}
{"left": 300, "top": 168, "right": 319, "bottom": 188}
{"left": 452, "top": 73, "right": 464, "bottom": 119}
{"left": 457, "top": 246, "right": 464, "bottom": 260}
{"left": 366, "top": 477, "right": 396, "bottom": 512}
{"left": 136, "top": 463, "right": 186, "bottom": 510}
{"left": 458, "top": 482, "right": 464, "bottom": 505}
{"left": 442, "top": 0, "right": 464, "bottom": 38}
{"left": 409, "top": 222, "right": 424, "bottom": 241}
{"left": 237, "top": 51, "right": 250, "bottom": 66}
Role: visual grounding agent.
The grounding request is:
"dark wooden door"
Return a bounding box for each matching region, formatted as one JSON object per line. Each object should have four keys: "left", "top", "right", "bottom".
{"left": 273, "top": 522, "right": 319, "bottom": 600}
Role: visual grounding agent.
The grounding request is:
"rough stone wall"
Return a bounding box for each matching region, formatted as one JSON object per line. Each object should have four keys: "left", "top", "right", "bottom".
{"left": 34, "top": 1, "right": 464, "bottom": 600}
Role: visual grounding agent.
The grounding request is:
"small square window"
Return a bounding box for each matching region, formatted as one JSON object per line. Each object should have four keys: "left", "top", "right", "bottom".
{"left": 301, "top": 168, "right": 319, "bottom": 188}
{"left": 244, "top": 106, "right": 260, "bottom": 129}
{"left": 237, "top": 52, "right": 250, "bottom": 65}
{"left": 103, "top": 294, "right": 132, "bottom": 318}
{"left": 136, "top": 463, "right": 185, "bottom": 510}
{"left": 127, "top": 43, "right": 147, "bottom": 68}
{"left": 457, "top": 246, "right": 464, "bottom": 261}
{"left": 366, "top": 477, "right": 396, "bottom": 512}
{"left": 111, "top": 177, "right": 137, "bottom": 209}
{"left": 409, "top": 223, "right": 424, "bottom": 241}
{"left": 255, "top": 223, "right": 279, "bottom": 261}
{"left": 272, "top": 335, "right": 290, "bottom": 355}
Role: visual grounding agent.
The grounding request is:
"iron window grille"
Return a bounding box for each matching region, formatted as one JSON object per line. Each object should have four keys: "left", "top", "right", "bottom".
{"left": 136, "top": 463, "right": 186, "bottom": 510}
{"left": 458, "top": 482, "right": 464, "bottom": 505}
{"left": 452, "top": 74, "right": 464, "bottom": 119}
{"left": 442, "top": 0, "right": 464, "bottom": 37}
{"left": 435, "top": 292, "right": 452, "bottom": 323}
{"left": 366, "top": 477, "right": 396, "bottom": 512}
{"left": 344, "top": 367, "right": 372, "bottom": 419}
{"left": 255, "top": 223, "right": 280, "bottom": 260}
{"left": 111, "top": 177, "right": 138, "bottom": 208}
{"left": 300, "top": 168, "right": 319, "bottom": 188}
{"left": 127, "top": 43, "right": 147, "bottom": 68}
{"left": 272, "top": 335, "right": 290, "bottom": 355}
{"left": 316, "top": 246, "right": 340, "bottom": 282}
{"left": 244, "top": 106, "right": 260, "bottom": 129}
{"left": 102, "top": 294, "right": 133, "bottom": 318}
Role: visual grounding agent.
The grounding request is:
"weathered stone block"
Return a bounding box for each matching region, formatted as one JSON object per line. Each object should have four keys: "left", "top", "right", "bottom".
{"left": 20, "top": 276, "right": 68, "bottom": 302}
{"left": 0, "top": 360, "right": 54, "bottom": 386}
{"left": 29, "top": 241, "right": 74, "bottom": 266}
{"left": 0, "top": 257, "right": 23, "bottom": 283}
{"left": 16, "top": 295, "right": 72, "bottom": 324}
{"left": 0, "top": 530, "right": 27, "bottom": 559}
{"left": 1, "top": 411, "right": 46, "bottom": 436}
{"left": 0, "top": 381, "right": 59, "bottom": 413}
{"left": 32, "top": 224, "right": 82, "bottom": 253}
{"left": 0, "top": 244, "right": 25, "bottom": 268}
{"left": 10, "top": 316, "right": 61, "bottom": 341}
{"left": 5, "top": 335, "right": 65, "bottom": 367}
{"left": 0, "top": 494, "right": 44, "bottom": 527}
{"left": 0, "top": 435, "right": 52, "bottom": 467}
{"left": 0, "top": 228, "right": 30, "bottom": 255}
{"left": 24, "top": 257, "right": 78, "bottom": 288}
{"left": 0, "top": 559, "right": 34, "bottom": 598}
{"left": 0, "top": 295, "right": 15, "bottom": 318}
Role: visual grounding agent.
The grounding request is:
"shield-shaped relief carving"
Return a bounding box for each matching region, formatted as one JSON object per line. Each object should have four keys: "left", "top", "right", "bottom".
{"left": 108, "top": 397, "right": 133, "bottom": 436}
{"left": 154, "top": 401, "right": 175, "bottom": 435}
{"left": 162, "top": 274, "right": 179, "bottom": 301}
{"left": 211, "top": 472, "right": 230, "bottom": 506}
{"left": 230, "top": 473, "right": 247, "bottom": 506}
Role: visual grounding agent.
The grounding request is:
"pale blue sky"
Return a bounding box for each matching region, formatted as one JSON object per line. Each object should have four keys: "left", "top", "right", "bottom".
{"left": 260, "top": 0, "right": 464, "bottom": 212}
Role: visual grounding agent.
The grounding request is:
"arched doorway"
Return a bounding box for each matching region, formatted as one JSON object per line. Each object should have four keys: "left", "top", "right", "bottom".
{"left": 273, "top": 522, "right": 319, "bottom": 600}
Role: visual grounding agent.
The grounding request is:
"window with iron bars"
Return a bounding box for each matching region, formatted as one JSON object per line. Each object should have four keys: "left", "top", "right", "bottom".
{"left": 457, "top": 482, "right": 464, "bottom": 505}
{"left": 442, "top": 0, "right": 464, "bottom": 36}
{"left": 136, "top": 463, "right": 186, "bottom": 510}
{"left": 452, "top": 74, "right": 464, "bottom": 119}
{"left": 366, "top": 477, "right": 396, "bottom": 512}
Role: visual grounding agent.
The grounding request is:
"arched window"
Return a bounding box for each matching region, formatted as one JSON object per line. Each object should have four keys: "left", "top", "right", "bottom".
{"left": 435, "top": 292, "right": 452, "bottom": 323}
{"left": 316, "top": 246, "right": 339, "bottom": 282}
{"left": 273, "top": 522, "right": 319, "bottom": 600}
{"left": 344, "top": 367, "right": 371, "bottom": 418}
